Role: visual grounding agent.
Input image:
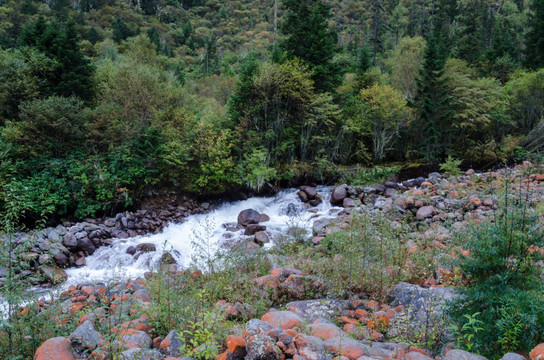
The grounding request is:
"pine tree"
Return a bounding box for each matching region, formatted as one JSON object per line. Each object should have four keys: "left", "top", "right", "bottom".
{"left": 525, "top": 0, "right": 544, "bottom": 68}
{"left": 280, "top": 0, "right": 341, "bottom": 93}
{"left": 112, "top": 16, "right": 132, "bottom": 43}
{"left": 414, "top": 31, "right": 453, "bottom": 162}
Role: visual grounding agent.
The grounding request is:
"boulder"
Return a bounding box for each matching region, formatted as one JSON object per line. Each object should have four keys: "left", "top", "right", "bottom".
{"left": 135, "top": 243, "right": 156, "bottom": 253}
{"left": 121, "top": 329, "right": 151, "bottom": 349}
{"left": 238, "top": 209, "right": 261, "bottom": 227}
{"left": 120, "top": 348, "right": 163, "bottom": 360}
{"left": 287, "top": 299, "right": 348, "bottom": 322}
{"left": 70, "top": 320, "right": 102, "bottom": 355}
{"left": 416, "top": 206, "right": 435, "bottom": 220}
{"left": 323, "top": 336, "right": 374, "bottom": 359}
{"left": 244, "top": 319, "right": 281, "bottom": 360}
{"left": 261, "top": 310, "right": 303, "bottom": 330}
{"left": 343, "top": 198, "right": 357, "bottom": 208}
{"left": 300, "top": 186, "right": 318, "bottom": 199}
{"left": 254, "top": 232, "right": 270, "bottom": 245}
{"left": 34, "top": 337, "right": 76, "bottom": 360}
{"left": 444, "top": 350, "right": 487, "bottom": 360}
{"left": 227, "top": 335, "right": 247, "bottom": 358}
{"left": 159, "top": 330, "right": 183, "bottom": 356}
{"left": 307, "top": 321, "right": 344, "bottom": 341}
{"left": 500, "top": 354, "right": 526, "bottom": 360}
{"left": 40, "top": 265, "right": 67, "bottom": 285}
{"left": 405, "top": 352, "right": 434, "bottom": 360}
{"left": 259, "top": 214, "right": 270, "bottom": 223}
{"left": 330, "top": 185, "right": 348, "bottom": 205}
{"left": 245, "top": 224, "right": 266, "bottom": 236}
{"left": 530, "top": 344, "right": 544, "bottom": 360}
{"left": 297, "top": 191, "right": 309, "bottom": 203}
{"left": 312, "top": 218, "right": 332, "bottom": 236}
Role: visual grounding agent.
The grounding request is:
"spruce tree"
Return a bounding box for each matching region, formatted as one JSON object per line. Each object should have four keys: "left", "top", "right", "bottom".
{"left": 525, "top": 0, "right": 544, "bottom": 68}
{"left": 280, "top": 0, "right": 341, "bottom": 93}
{"left": 112, "top": 16, "right": 132, "bottom": 43}
{"left": 414, "top": 31, "right": 453, "bottom": 162}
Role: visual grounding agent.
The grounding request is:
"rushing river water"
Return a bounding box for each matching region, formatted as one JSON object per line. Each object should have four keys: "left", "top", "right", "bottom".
{"left": 2, "top": 187, "right": 339, "bottom": 316}
{"left": 63, "top": 186, "right": 339, "bottom": 288}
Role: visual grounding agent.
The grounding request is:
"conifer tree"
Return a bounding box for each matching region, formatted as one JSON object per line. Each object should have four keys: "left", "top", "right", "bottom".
{"left": 414, "top": 31, "right": 453, "bottom": 161}
{"left": 112, "top": 16, "right": 132, "bottom": 43}
{"left": 526, "top": 0, "right": 544, "bottom": 68}
{"left": 280, "top": 0, "right": 341, "bottom": 93}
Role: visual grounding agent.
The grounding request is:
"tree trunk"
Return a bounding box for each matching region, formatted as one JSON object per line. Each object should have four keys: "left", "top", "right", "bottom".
{"left": 273, "top": 0, "right": 278, "bottom": 45}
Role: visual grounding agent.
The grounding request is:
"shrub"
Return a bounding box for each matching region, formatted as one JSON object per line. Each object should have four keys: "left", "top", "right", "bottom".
{"left": 447, "top": 177, "right": 544, "bottom": 357}
{"left": 439, "top": 156, "right": 462, "bottom": 177}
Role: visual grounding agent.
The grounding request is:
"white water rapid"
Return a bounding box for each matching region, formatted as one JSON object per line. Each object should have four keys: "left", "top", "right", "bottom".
{"left": 63, "top": 187, "right": 339, "bottom": 288}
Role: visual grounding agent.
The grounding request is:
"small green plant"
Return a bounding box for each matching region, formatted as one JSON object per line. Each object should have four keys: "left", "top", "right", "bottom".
{"left": 439, "top": 156, "right": 462, "bottom": 177}
{"left": 340, "top": 165, "right": 400, "bottom": 186}
{"left": 448, "top": 312, "right": 484, "bottom": 352}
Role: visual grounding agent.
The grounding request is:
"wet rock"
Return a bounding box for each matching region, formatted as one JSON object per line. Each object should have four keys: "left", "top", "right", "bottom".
{"left": 126, "top": 246, "right": 136, "bottom": 255}
{"left": 297, "top": 191, "right": 309, "bottom": 203}
{"left": 135, "top": 243, "right": 156, "bottom": 253}
{"left": 70, "top": 320, "right": 102, "bottom": 355}
{"left": 238, "top": 209, "right": 261, "bottom": 227}
{"left": 300, "top": 186, "right": 318, "bottom": 199}
{"left": 259, "top": 214, "right": 270, "bottom": 223}
{"left": 499, "top": 354, "right": 525, "bottom": 360}
{"left": 245, "top": 224, "right": 266, "bottom": 236}
{"left": 40, "top": 265, "right": 68, "bottom": 285}
{"left": 343, "top": 198, "right": 357, "bottom": 208}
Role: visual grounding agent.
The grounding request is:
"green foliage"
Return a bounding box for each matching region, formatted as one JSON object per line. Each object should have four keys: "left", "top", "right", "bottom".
{"left": 439, "top": 156, "right": 462, "bottom": 177}
{"left": 447, "top": 178, "right": 544, "bottom": 357}
{"left": 280, "top": 0, "right": 342, "bottom": 93}
{"left": 525, "top": 0, "right": 544, "bottom": 69}
{"left": 448, "top": 312, "right": 484, "bottom": 352}
{"left": 340, "top": 165, "right": 400, "bottom": 186}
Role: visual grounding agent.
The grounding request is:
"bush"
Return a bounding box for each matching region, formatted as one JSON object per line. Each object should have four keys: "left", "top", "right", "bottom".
{"left": 439, "top": 156, "right": 462, "bottom": 177}
{"left": 447, "top": 178, "right": 544, "bottom": 357}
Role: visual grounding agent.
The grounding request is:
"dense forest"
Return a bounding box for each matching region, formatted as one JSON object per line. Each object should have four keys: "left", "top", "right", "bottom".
{"left": 0, "top": 0, "right": 544, "bottom": 224}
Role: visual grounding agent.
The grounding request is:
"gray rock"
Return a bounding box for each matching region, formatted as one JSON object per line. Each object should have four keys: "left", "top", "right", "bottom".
{"left": 245, "top": 224, "right": 266, "bottom": 236}
{"left": 330, "top": 185, "right": 348, "bottom": 205}
{"left": 312, "top": 218, "right": 332, "bottom": 236}
{"left": 286, "top": 299, "right": 348, "bottom": 322}
{"left": 70, "top": 320, "right": 102, "bottom": 354}
{"left": 499, "top": 354, "right": 525, "bottom": 360}
{"left": 120, "top": 348, "right": 163, "bottom": 360}
{"left": 300, "top": 186, "right": 318, "bottom": 199}
{"left": 238, "top": 209, "right": 261, "bottom": 227}
{"left": 62, "top": 232, "right": 77, "bottom": 249}
{"left": 135, "top": 243, "right": 156, "bottom": 253}
{"left": 160, "top": 330, "right": 183, "bottom": 356}
{"left": 254, "top": 231, "right": 270, "bottom": 245}
{"left": 121, "top": 330, "right": 151, "bottom": 349}
{"left": 298, "top": 335, "right": 333, "bottom": 360}
{"left": 416, "top": 206, "right": 435, "bottom": 220}
{"left": 244, "top": 319, "right": 280, "bottom": 360}
{"left": 444, "top": 350, "right": 487, "bottom": 360}
{"left": 343, "top": 198, "right": 357, "bottom": 208}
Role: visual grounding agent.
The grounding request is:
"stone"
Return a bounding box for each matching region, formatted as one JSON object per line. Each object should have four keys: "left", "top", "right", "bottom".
{"left": 254, "top": 231, "right": 270, "bottom": 245}
{"left": 238, "top": 209, "right": 261, "bottom": 227}
{"left": 245, "top": 224, "right": 266, "bottom": 236}
{"left": 160, "top": 330, "right": 183, "bottom": 356}
{"left": 34, "top": 337, "right": 76, "bottom": 360}
{"left": 298, "top": 191, "right": 309, "bottom": 203}
{"left": 226, "top": 335, "right": 247, "bottom": 357}
{"left": 135, "top": 243, "right": 156, "bottom": 253}
{"left": 120, "top": 348, "right": 163, "bottom": 360}
{"left": 259, "top": 214, "right": 270, "bottom": 223}
{"left": 308, "top": 321, "right": 344, "bottom": 341}
{"left": 261, "top": 311, "right": 303, "bottom": 330}
{"left": 416, "top": 206, "right": 435, "bottom": 220}
{"left": 500, "top": 354, "right": 526, "bottom": 360}
{"left": 40, "top": 265, "right": 67, "bottom": 285}
{"left": 127, "top": 246, "right": 136, "bottom": 255}
{"left": 343, "top": 198, "right": 357, "bottom": 208}
{"left": 323, "top": 336, "right": 374, "bottom": 359}
{"left": 121, "top": 329, "right": 151, "bottom": 349}
{"left": 331, "top": 185, "right": 348, "bottom": 205}
{"left": 312, "top": 218, "right": 332, "bottom": 236}
{"left": 244, "top": 319, "right": 281, "bottom": 360}
{"left": 530, "top": 344, "right": 544, "bottom": 360}
{"left": 405, "top": 352, "right": 434, "bottom": 360}
{"left": 70, "top": 320, "right": 102, "bottom": 355}
{"left": 62, "top": 233, "right": 78, "bottom": 249}
{"left": 444, "top": 349, "right": 487, "bottom": 360}
{"left": 300, "top": 186, "right": 318, "bottom": 199}
{"left": 287, "top": 299, "right": 349, "bottom": 322}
